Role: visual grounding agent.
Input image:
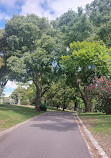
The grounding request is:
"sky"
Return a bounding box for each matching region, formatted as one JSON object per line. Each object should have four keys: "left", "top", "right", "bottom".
{"left": 0, "top": 0, "right": 93, "bottom": 96}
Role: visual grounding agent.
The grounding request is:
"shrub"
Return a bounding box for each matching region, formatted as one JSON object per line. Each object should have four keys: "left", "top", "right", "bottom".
{"left": 21, "top": 100, "right": 30, "bottom": 105}
{"left": 88, "top": 77, "right": 111, "bottom": 114}
{"left": 40, "top": 103, "right": 47, "bottom": 111}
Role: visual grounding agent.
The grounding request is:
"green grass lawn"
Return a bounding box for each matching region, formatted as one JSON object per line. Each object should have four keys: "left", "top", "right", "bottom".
{"left": 80, "top": 113, "right": 111, "bottom": 134}
{"left": 0, "top": 104, "right": 44, "bottom": 131}
{"left": 80, "top": 112, "right": 111, "bottom": 157}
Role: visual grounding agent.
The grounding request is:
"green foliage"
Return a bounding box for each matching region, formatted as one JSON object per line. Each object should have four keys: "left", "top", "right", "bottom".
{"left": 86, "top": 0, "right": 111, "bottom": 27}
{"left": 52, "top": 9, "right": 94, "bottom": 46}
{"left": 6, "top": 15, "right": 65, "bottom": 110}
{"left": 97, "top": 19, "right": 111, "bottom": 47}
{"left": 68, "top": 14, "right": 93, "bottom": 44}
{"left": 62, "top": 41, "right": 111, "bottom": 84}
{"left": 86, "top": 0, "right": 111, "bottom": 46}
{"left": 11, "top": 86, "right": 27, "bottom": 104}
{"left": 20, "top": 100, "right": 30, "bottom": 105}
{"left": 45, "top": 76, "right": 75, "bottom": 110}
{"left": 4, "top": 14, "right": 40, "bottom": 54}
{"left": 40, "top": 103, "right": 47, "bottom": 111}
{"left": 51, "top": 10, "right": 77, "bottom": 29}
{"left": 61, "top": 41, "right": 111, "bottom": 111}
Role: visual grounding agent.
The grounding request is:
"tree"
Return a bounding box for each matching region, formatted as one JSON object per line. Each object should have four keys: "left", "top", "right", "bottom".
{"left": 61, "top": 41, "right": 111, "bottom": 112}
{"left": 86, "top": 0, "right": 111, "bottom": 27}
{"left": 11, "top": 86, "right": 27, "bottom": 104}
{"left": 7, "top": 15, "right": 65, "bottom": 111}
{"left": 45, "top": 77, "right": 75, "bottom": 111}
{"left": 97, "top": 19, "right": 111, "bottom": 47}
{"left": 68, "top": 14, "right": 93, "bottom": 44}
{"left": 0, "top": 29, "right": 8, "bottom": 95}
{"left": 0, "top": 15, "right": 41, "bottom": 95}
{"left": 52, "top": 8, "right": 94, "bottom": 46}
{"left": 85, "top": 0, "right": 111, "bottom": 46}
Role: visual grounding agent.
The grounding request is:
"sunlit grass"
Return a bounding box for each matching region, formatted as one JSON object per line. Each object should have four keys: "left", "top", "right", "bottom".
{"left": 0, "top": 104, "right": 45, "bottom": 131}
{"left": 80, "top": 112, "right": 111, "bottom": 134}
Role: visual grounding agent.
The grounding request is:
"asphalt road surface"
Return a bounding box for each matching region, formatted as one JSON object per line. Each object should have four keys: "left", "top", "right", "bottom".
{"left": 0, "top": 111, "right": 91, "bottom": 158}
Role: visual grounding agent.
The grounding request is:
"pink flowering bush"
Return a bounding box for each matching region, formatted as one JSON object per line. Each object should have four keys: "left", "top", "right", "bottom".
{"left": 88, "top": 77, "right": 111, "bottom": 114}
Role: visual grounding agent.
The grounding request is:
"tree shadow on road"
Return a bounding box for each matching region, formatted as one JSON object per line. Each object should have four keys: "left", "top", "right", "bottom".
{"left": 31, "top": 111, "right": 78, "bottom": 132}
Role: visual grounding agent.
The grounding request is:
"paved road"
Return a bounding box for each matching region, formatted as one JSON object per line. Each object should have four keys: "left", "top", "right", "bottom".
{"left": 0, "top": 112, "right": 91, "bottom": 158}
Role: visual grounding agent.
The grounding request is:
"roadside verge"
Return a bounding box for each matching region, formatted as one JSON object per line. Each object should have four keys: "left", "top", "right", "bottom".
{"left": 74, "top": 113, "right": 108, "bottom": 158}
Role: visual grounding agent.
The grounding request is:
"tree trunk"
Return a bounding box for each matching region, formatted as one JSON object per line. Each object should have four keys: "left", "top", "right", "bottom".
{"left": 74, "top": 100, "right": 78, "bottom": 111}
{"left": 35, "top": 95, "right": 41, "bottom": 111}
{"left": 63, "top": 105, "right": 65, "bottom": 111}
{"left": 57, "top": 105, "right": 59, "bottom": 109}
{"left": 84, "top": 84, "right": 91, "bottom": 112}
{"left": 63, "top": 96, "right": 66, "bottom": 111}
{"left": 35, "top": 88, "right": 42, "bottom": 111}
{"left": 84, "top": 101, "right": 91, "bottom": 112}
{"left": 76, "top": 80, "right": 91, "bottom": 112}
{"left": 33, "top": 78, "right": 41, "bottom": 112}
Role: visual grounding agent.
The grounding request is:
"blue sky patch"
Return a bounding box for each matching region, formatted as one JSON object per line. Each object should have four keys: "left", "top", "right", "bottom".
{"left": 0, "top": 19, "right": 6, "bottom": 28}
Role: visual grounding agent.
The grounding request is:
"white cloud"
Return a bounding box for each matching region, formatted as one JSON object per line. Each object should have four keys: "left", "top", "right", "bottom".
{"left": 48, "top": 0, "right": 93, "bottom": 18}
{"left": 0, "top": 0, "right": 23, "bottom": 8}
{"left": 0, "top": 0, "right": 93, "bottom": 20}
{"left": 5, "top": 81, "right": 18, "bottom": 89}
{"left": 4, "top": 91, "right": 12, "bottom": 97}
{"left": 21, "top": 0, "right": 55, "bottom": 19}
{"left": 3, "top": 81, "right": 18, "bottom": 97}
{"left": 21, "top": 0, "right": 93, "bottom": 20}
{"left": 21, "top": 0, "right": 43, "bottom": 17}
{"left": 0, "top": 12, "right": 10, "bottom": 21}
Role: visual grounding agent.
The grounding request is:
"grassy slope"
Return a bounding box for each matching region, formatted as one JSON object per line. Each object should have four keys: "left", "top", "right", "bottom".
{"left": 0, "top": 104, "right": 71, "bottom": 131}
{"left": 80, "top": 113, "right": 111, "bottom": 157}
{"left": 0, "top": 104, "right": 44, "bottom": 131}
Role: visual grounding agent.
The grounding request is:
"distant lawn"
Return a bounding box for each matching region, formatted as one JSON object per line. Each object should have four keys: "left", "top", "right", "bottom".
{"left": 0, "top": 104, "right": 45, "bottom": 131}
{"left": 80, "top": 113, "right": 111, "bottom": 157}
{"left": 47, "top": 106, "right": 72, "bottom": 112}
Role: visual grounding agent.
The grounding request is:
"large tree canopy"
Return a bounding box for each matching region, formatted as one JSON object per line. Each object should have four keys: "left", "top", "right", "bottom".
{"left": 86, "top": 0, "right": 111, "bottom": 27}
{"left": 52, "top": 8, "right": 94, "bottom": 46}
{"left": 61, "top": 41, "right": 111, "bottom": 111}
{"left": 7, "top": 15, "right": 65, "bottom": 111}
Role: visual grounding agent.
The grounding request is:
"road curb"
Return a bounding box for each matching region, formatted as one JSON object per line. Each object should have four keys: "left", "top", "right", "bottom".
{"left": 0, "top": 112, "right": 47, "bottom": 138}
{"left": 74, "top": 113, "right": 108, "bottom": 158}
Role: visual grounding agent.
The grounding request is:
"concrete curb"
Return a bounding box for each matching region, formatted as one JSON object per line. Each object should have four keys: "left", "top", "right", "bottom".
{"left": 0, "top": 112, "right": 47, "bottom": 138}
{"left": 74, "top": 113, "right": 108, "bottom": 158}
